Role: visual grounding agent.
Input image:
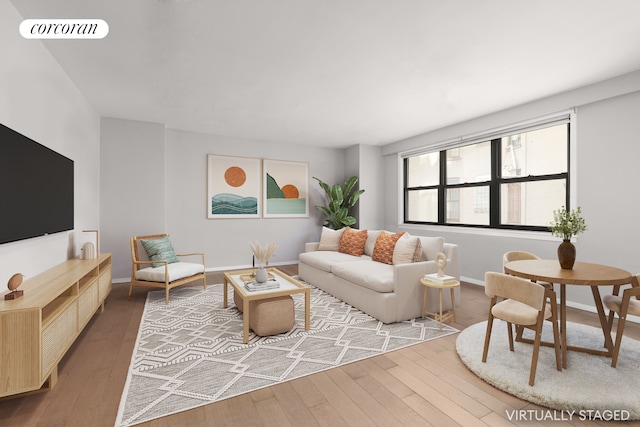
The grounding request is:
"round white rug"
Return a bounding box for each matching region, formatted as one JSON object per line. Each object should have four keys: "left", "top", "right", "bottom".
{"left": 456, "top": 320, "right": 640, "bottom": 420}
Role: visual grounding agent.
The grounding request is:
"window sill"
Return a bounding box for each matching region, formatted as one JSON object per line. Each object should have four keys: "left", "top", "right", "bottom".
{"left": 399, "top": 223, "right": 576, "bottom": 242}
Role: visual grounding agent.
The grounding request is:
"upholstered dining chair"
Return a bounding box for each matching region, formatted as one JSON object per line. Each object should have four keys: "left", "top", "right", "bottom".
{"left": 603, "top": 274, "right": 640, "bottom": 368}
{"left": 503, "top": 251, "right": 553, "bottom": 290}
{"left": 482, "top": 272, "right": 562, "bottom": 386}
{"left": 129, "top": 233, "right": 206, "bottom": 303}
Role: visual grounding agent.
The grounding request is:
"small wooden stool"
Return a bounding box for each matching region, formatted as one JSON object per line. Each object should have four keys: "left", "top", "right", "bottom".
{"left": 234, "top": 292, "right": 295, "bottom": 336}
{"left": 420, "top": 277, "right": 460, "bottom": 330}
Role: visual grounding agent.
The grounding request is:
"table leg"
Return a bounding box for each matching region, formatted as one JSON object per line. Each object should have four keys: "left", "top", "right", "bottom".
{"left": 242, "top": 298, "right": 250, "bottom": 344}
{"left": 560, "top": 284, "right": 567, "bottom": 369}
{"left": 438, "top": 289, "right": 443, "bottom": 331}
{"left": 305, "top": 289, "right": 310, "bottom": 330}
{"left": 450, "top": 288, "right": 456, "bottom": 323}
{"left": 422, "top": 287, "right": 428, "bottom": 320}
{"left": 591, "top": 286, "right": 614, "bottom": 355}
{"left": 223, "top": 277, "right": 228, "bottom": 308}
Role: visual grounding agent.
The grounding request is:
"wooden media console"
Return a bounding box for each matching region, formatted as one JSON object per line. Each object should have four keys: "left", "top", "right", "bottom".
{"left": 0, "top": 253, "right": 112, "bottom": 398}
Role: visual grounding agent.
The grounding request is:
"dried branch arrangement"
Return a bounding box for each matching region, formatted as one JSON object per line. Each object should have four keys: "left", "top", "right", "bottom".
{"left": 249, "top": 241, "right": 277, "bottom": 268}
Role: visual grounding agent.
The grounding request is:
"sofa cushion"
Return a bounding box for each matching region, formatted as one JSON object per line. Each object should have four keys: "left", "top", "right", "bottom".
{"left": 364, "top": 230, "right": 381, "bottom": 256}
{"left": 418, "top": 236, "right": 445, "bottom": 261}
{"left": 393, "top": 234, "right": 423, "bottom": 265}
{"left": 339, "top": 227, "right": 368, "bottom": 256}
{"left": 299, "top": 250, "right": 369, "bottom": 273}
{"left": 135, "top": 262, "right": 204, "bottom": 282}
{"left": 332, "top": 261, "right": 395, "bottom": 293}
{"left": 372, "top": 231, "right": 406, "bottom": 265}
{"left": 318, "top": 227, "right": 345, "bottom": 251}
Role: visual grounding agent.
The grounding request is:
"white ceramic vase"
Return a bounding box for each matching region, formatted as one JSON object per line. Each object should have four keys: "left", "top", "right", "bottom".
{"left": 255, "top": 267, "right": 268, "bottom": 283}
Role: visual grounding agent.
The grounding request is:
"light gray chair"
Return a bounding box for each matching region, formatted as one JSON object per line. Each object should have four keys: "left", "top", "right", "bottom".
{"left": 603, "top": 274, "right": 640, "bottom": 367}
{"left": 503, "top": 251, "right": 553, "bottom": 290}
{"left": 482, "top": 272, "right": 561, "bottom": 386}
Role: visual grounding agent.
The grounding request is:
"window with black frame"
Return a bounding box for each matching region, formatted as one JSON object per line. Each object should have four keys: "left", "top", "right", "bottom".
{"left": 403, "top": 121, "right": 569, "bottom": 231}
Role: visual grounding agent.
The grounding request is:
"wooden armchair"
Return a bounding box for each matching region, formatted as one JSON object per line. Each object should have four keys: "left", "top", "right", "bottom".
{"left": 129, "top": 233, "right": 206, "bottom": 303}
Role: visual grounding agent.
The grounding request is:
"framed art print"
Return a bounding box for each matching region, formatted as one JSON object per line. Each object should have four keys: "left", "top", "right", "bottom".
{"left": 263, "top": 159, "right": 309, "bottom": 218}
{"left": 207, "top": 155, "right": 261, "bottom": 218}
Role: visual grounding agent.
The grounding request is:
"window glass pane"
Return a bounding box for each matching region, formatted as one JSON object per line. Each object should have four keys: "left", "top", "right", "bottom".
{"left": 500, "top": 179, "right": 566, "bottom": 226}
{"left": 501, "top": 124, "right": 567, "bottom": 178}
{"left": 447, "top": 186, "right": 490, "bottom": 225}
{"left": 446, "top": 141, "right": 491, "bottom": 184}
{"left": 407, "top": 152, "right": 439, "bottom": 187}
{"left": 407, "top": 189, "right": 438, "bottom": 222}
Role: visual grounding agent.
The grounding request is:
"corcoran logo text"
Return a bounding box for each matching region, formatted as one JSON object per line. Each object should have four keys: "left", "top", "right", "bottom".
{"left": 20, "top": 19, "right": 109, "bottom": 39}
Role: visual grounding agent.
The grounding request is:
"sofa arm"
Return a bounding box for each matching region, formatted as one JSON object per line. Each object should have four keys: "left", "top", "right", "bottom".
{"left": 305, "top": 242, "right": 320, "bottom": 252}
{"left": 394, "top": 260, "right": 438, "bottom": 291}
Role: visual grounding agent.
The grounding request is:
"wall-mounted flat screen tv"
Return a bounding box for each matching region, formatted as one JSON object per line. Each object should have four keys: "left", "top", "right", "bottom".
{"left": 0, "top": 123, "right": 74, "bottom": 244}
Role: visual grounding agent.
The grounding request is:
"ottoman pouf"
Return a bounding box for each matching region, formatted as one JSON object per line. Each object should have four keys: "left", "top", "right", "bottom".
{"left": 233, "top": 293, "right": 295, "bottom": 336}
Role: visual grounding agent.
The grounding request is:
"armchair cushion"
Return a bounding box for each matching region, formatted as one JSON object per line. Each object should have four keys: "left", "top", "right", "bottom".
{"left": 134, "top": 262, "right": 205, "bottom": 283}
{"left": 141, "top": 236, "right": 180, "bottom": 267}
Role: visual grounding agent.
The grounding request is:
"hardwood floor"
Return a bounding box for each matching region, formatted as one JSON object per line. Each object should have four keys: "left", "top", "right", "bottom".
{"left": 1, "top": 265, "right": 637, "bottom": 427}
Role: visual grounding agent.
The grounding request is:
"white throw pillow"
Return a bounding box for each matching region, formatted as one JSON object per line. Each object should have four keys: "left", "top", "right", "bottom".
{"left": 317, "top": 227, "right": 345, "bottom": 251}
{"left": 418, "top": 236, "right": 445, "bottom": 261}
{"left": 364, "top": 230, "right": 381, "bottom": 256}
{"left": 393, "top": 234, "right": 423, "bottom": 265}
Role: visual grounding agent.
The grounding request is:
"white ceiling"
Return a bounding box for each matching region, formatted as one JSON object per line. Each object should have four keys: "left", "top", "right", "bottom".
{"left": 10, "top": 0, "right": 640, "bottom": 148}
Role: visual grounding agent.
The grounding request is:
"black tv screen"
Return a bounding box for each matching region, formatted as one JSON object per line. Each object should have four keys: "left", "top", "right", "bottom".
{"left": 0, "top": 123, "right": 74, "bottom": 244}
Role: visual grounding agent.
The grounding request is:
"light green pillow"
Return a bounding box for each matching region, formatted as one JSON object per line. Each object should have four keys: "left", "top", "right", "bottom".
{"left": 141, "top": 236, "right": 180, "bottom": 268}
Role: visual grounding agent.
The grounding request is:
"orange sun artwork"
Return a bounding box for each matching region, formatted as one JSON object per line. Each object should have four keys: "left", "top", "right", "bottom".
{"left": 224, "top": 166, "right": 246, "bottom": 187}
{"left": 281, "top": 184, "right": 299, "bottom": 199}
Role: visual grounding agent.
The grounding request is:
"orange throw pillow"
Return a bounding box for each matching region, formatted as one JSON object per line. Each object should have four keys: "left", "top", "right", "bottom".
{"left": 338, "top": 227, "right": 368, "bottom": 256}
{"left": 372, "top": 231, "right": 406, "bottom": 264}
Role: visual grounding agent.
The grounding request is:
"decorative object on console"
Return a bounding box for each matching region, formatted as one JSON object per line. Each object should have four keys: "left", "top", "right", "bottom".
{"left": 4, "top": 273, "right": 24, "bottom": 300}
{"left": 83, "top": 229, "right": 100, "bottom": 257}
{"left": 249, "top": 241, "right": 277, "bottom": 283}
{"left": 549, "top": 206, "right": 587, "bottom": 269}
{"left": 313, "top": 175, "right": 365, "bottom": 230}
{"left": 81, "top": 242, "right": 95, "bottom": 260}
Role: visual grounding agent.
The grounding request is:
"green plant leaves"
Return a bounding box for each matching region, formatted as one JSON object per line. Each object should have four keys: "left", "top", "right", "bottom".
{"left": 313, "top": 176, "right": 365, "bottom": 230}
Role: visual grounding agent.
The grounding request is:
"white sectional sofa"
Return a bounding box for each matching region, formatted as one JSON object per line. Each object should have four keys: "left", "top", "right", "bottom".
{"left": 298, "top": 228, "right": 460, "bottom": 324}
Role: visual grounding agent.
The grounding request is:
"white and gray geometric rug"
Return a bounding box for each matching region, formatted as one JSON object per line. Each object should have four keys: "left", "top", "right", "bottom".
{"left": 115, "top": 283, "right": 458, "bottom": 426}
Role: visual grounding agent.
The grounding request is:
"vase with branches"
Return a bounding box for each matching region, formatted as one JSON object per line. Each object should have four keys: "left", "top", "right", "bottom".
{"left": 549, "top": 206, "right": 587, "bottom": 269}
{"left": 249, "top": 241, "right": 277, "bottom": 282}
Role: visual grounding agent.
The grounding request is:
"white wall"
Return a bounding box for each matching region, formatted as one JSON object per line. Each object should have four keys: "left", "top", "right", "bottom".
{"left": 382, "top": 70, "right": 640, "bottom": 310}
{"left": 0, "top": 0, "right": 101, "bottom": 286}
{"left": 100, "top": 118, "right": 166, "bottom": 279}
{"left": 344, "top": 144, "right": 384, "bottom": 230}
{"left": 102, "top": 124, "right": 346, "bottom": 280}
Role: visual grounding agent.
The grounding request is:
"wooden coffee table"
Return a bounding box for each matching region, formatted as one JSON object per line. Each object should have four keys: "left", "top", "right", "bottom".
{"left": 223, "top": 268, "right": 310, "bottom": 343}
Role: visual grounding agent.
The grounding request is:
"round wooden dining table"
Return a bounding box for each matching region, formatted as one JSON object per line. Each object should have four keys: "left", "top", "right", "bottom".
{"left": 503, "top": 259, "right": 638, "bottom": 368}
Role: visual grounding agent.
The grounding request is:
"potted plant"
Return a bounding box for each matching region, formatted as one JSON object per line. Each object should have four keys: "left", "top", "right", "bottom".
{"left": 313, "top": 176, "right": 365, "bottom": 230}
{"left": 549, "top": 206, "right": 587, "bottom": 269}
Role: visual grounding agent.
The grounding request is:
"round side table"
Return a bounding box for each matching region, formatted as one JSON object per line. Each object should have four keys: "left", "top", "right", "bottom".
{"left": 420, "top": 277, "right": 459, "bottom": 330}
